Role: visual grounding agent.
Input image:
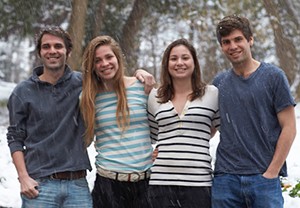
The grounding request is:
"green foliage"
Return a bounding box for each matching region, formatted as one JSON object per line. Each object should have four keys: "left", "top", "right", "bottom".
{"left": 0, "top": 100, "right": 7, "bottom": 108}
{"left": 289, "top": 181, "right": 300, "bottom": 198}
{"left": 0, "top": 0, "right": 71, "bottom": 39}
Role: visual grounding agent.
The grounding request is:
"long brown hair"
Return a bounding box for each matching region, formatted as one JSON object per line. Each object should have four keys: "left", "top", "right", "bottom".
{"left": 157, "top": 38, "right": 206, "bottom": 103}
{"left": 80, "top": 35, "right": 129, "bottom": 146}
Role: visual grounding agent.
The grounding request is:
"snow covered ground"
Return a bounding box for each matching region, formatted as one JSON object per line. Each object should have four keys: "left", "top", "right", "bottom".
{"left": 0, "top": 80, "right": 300, "bottom": 207}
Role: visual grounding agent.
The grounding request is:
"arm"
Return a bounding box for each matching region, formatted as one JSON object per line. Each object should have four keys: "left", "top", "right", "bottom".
{"left": 263, "top": 106, "right": 296, "bottom": 178}
{"left": 12, "top": 151, "right": 39, "bottom": 198}
{"left": 135, "top": 69, "right": 156, "bottom": 94}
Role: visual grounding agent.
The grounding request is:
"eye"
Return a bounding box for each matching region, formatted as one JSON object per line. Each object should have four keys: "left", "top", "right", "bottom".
{"left": 54, "top": 44, "right": 64, "bottom": 49}
{"left": 182, "top": 55, "right": 190, "bottom": 60}
{"left": 169, "top": 56, "right": 177, "bottom": 61}
{"left": 221, "top": 40, "right": 230, "bottom": 45}
{"left": 41, "top": 44, "right": 50, "bottom": 49}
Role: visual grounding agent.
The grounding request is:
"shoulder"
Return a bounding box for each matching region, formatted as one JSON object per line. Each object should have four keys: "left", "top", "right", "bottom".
{"left": 212, "top": 70, "right": 231, "bottom": 86}
{"left": 258, "top": 62, "right": 288, "bottom": 82}
{"left": 259, "top": 62, "right": 284, "bottom": 75}
{"left": 149, "top": 88, "right": 158, "bottom": 99}
{"left": 124, "top": 76, "right": 138, "bottom": 87}
{"left": 70, "top": 70, "right": 83, "bottom": 81}
{"left": 148, "top": 88, "right": 159, "bottom": 107}
{"left": 206, "top": 84, "right": 218, "bottom": 92}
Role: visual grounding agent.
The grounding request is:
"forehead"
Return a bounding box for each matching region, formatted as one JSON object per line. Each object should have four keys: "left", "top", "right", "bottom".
{"left": 41, "top": 33, "right": 65, "bottom": 45}
{"left": 95, "top": 45, "right": 113, "bottom": 56}
{"left": 221, "top": 29, "right": 245, "bottom": 40}
{"left": 170, "top": 45, "right": 191, "bottom": 55}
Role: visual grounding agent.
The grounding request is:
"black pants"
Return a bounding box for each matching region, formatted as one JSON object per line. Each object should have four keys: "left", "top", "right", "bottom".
{"left": 92, "top": 174, "right": 150, "bottom": 208}
{"left": 148, "top": 185, "right": 211, "bottom": 208}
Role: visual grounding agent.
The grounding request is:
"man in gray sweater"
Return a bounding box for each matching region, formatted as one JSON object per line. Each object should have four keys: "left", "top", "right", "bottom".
{"left": 6, "top": 26, "right": 92, "bottom": 207}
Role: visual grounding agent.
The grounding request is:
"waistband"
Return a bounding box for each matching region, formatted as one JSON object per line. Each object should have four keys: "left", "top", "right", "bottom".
{"left": 97, "top": 167, "right": 150, "bottom": 182}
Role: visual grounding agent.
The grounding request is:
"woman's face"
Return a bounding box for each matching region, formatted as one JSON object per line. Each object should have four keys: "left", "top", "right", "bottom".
{"left": 94, "top": 45, "right": 119, "bottom": 81}
{"left": 168, "top": 45, "right": 195, "bottom": 80}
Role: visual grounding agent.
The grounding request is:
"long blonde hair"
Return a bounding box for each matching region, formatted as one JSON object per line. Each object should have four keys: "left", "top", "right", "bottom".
{"left": 80, "top": 35, "right": 129, "bottom": 146}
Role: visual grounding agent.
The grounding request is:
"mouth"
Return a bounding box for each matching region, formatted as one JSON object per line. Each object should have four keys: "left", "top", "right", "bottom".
{"left": 101, "top": 67, "right": 113, "bottom": 74}
{"left": 175, "top": 68, "right": 186, "bottom": 72}
{"left": 229, "top": 51, "right": 241, "bottom": 58}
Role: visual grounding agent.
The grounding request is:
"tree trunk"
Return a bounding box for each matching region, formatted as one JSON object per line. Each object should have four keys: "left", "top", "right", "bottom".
{"left": 263, "top": 0, "right": 297, "bottom": 84}
{"left": 67, "top": 0, "right": 89, "bottom": 71}
{"left": 92, "top": 0, "right": 107, "bottom": 37}
{"left": 120, "top": 0, "right": 150, "bottom": 74}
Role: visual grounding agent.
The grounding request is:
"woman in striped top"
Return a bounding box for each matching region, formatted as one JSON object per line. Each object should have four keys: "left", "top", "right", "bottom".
{"left": 148, "top": 38, "right": 220, "bottom": 208}
{"left": 80, "top": 36, "right": 153, "bottom": 208}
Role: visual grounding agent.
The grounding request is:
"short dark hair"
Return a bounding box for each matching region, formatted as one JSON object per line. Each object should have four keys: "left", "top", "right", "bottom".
{"left": 216, "top": 14, "right": 253, "bottom": 45}
{"left": 35, "top": 26, "right": 73, "bottom": 57}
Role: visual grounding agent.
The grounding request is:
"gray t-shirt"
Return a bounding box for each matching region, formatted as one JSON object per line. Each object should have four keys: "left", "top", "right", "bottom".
{"left": 213, "top": 62, "right": 295, "bottom": 177}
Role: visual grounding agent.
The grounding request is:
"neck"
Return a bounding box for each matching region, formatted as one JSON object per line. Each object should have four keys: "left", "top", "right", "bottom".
{"left": 233, "top": 59, "right": 260, "bottom": 78}
{"left": 172, "top": 78, "right": 193, "bottom": 95}
{"left": 39, "top": 67, "right": 65, "bottom": 84}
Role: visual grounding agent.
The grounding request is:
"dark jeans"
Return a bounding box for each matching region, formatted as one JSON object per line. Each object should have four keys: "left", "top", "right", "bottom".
{"left": 92, "top": 174, "right": 150, "bottom": 208}
{"left": 148, "top": 185, "right": 211, "bottom": 208}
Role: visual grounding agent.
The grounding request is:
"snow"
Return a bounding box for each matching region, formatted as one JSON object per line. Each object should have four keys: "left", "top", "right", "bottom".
{"left": 0, "top": 81, "right": 300, "bottom": 207}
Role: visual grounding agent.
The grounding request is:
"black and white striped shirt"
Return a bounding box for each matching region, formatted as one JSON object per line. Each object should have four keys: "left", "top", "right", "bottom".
{"left": 148, "top": 85, "right": 220, "bottom": 186}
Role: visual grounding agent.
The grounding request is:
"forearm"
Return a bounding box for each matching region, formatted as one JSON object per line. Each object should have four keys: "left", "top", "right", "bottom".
{"left": 264, "top": 127, "right": 296, "bottom": 177}
{"left": 12, "top": 151, "right": 29, "bottom": 179}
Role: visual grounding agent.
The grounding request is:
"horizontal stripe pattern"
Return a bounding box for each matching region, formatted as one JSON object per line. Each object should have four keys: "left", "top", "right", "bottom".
{"left": 94, "top": 81, "right": 152, "bottom": 173}
{"left": 148, "top": 85, "right": 220, "bottom": 186}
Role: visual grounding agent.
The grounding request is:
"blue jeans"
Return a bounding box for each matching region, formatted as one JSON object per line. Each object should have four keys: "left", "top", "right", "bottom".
{"left": 21, "top": 178, "right": 92, "bottom": 208}
{"left": 212, "top": 174, "right": 283, "bottom": 208}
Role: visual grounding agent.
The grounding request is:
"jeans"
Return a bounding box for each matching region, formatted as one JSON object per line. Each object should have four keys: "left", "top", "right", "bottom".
{"left": 21, "top": 178, "right": 92, "bottom": 208}
{"left": 148, "top": 185, "right": 211, "bottom": 208}
{"left": 212, "top": 174, "right": 283, "bottom": 208}
{"left": 92, "top": 174, "right": 150, "bottom": 208}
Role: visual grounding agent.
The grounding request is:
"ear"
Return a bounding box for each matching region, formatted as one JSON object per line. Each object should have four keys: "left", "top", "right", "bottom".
{"left": 249, "top": 36, "right": 254, "bottom": 47}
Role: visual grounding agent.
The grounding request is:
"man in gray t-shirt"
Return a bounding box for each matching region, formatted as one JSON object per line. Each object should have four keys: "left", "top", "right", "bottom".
{"left": 211, "top": 15, "right": 296, "bottom": 208}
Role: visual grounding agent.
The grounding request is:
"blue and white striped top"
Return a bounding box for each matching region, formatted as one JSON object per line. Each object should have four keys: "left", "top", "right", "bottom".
{"left": 148, "top": 85, "right": 220, "bottom": 186}
{"left": 94, "top": 80, "right": 152, "bottom": 173}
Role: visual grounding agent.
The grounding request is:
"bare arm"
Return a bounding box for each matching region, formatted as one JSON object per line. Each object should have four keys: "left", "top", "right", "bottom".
{"left": 12, "top": 151, "right": 39, "bottom": 198}
{"left": 263, "top": 106, "right": 296, "bottom": 178}
{"left": 135, "top": 69, "right": 156, "bottom": 94}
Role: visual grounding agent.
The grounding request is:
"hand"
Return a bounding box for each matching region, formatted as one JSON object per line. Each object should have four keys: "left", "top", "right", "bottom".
{"left": 262, "top": 171, "right": 278, "bottom": 179}
{"left": 135, "top": 69, "right": 156, "bottom": 94}
{"left": 18, "top": 175, "right": 39, "bottom": 199}
{"left": 152, "top": 148, "right": 158, "bottom": 161}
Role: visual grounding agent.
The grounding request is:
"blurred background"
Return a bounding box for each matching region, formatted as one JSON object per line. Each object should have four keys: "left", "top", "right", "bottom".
{"left": 0, "top": 0, "right": 300, "bottom": 101}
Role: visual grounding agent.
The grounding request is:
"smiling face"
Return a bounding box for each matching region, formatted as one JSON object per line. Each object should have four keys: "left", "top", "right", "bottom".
{"left": 168, "top": 45, "right": 195, "bottom": 80}
{"left": 220, "top": 29, "right": 253, "bottom": 66}
{"left": 94, "top": 45, "right": 119, "bottom": 82}
{"left": 39, "top": 33, "right": 67, "bottom": 72}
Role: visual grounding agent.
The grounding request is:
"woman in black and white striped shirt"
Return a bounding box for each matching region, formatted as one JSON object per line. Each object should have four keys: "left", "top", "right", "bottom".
{"left": 148, "top": 38, "right": 220, "bottom": 208}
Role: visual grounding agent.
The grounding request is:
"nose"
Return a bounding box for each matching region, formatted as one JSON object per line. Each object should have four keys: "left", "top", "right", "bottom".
{"left": 49, "top": 46, "right": 57, "bottom": 53}
{"left": 176, "top": 58, "right": 184, "bottom": 65}
{"left": 101, "top": 59, "right": 109, "bottom": 66}
{"left": 228, "top": 41, "right": 238, "bottom": 50}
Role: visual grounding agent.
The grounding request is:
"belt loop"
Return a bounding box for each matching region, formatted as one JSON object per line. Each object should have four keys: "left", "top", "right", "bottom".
{"left": 115, "top": 172, "right": 119, "bottom": 180}
{"left": 128, "top": 173, "right": 131, "bottom": 182}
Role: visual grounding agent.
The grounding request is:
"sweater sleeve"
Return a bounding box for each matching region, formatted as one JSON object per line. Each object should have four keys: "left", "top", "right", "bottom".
{"left": 7, "top": 90, "right": 28, "bottom": 154}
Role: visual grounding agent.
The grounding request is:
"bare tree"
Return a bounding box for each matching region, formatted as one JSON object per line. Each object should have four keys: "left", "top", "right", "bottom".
{"left": 119, "top": 0, "right": 151, "bottom": 74}
{"left": 92, "top": 0, "right": 108, "bottom": 37}
{"left": 67, "top": 0, "right": 89, "bottom": 71}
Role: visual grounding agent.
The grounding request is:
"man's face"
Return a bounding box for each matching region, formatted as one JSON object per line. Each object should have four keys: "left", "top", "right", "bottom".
{"left": 220, "top": 29, "right": 253, "bottom": 66}
{"left": 39, "top": 34, "right": 67, "bottom": 72}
